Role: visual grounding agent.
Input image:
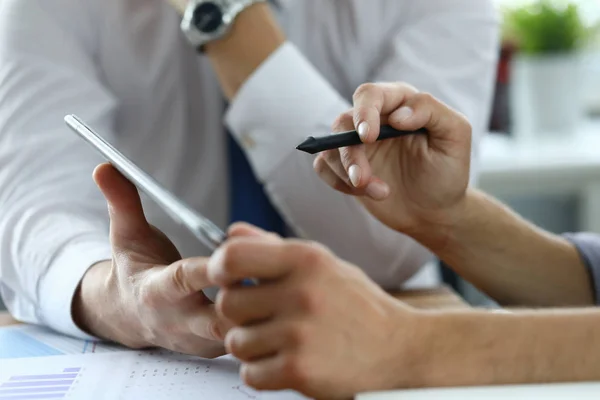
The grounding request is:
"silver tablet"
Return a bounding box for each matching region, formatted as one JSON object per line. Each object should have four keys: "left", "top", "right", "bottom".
{"left": 64, "top": 114, "right": 226, "bottom": 252}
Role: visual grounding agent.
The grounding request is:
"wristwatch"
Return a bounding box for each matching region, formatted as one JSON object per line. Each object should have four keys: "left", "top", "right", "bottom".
{"left": 180, "top": 0, "right": 267, "bottom": 52}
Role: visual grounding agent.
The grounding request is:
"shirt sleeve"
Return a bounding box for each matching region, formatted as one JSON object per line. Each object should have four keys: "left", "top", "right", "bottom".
{"left": 0, "top": 0, "right": 115, "bottom": 338}
{"left": 226, "top": 2, "right": 499, "bottom": 286}
{"left": 562, "top": 232, "right": 600, "bottom": 304}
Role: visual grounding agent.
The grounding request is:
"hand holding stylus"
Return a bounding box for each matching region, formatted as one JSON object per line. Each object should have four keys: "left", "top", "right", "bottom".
{"left": 313, "top": 82, "right": 473, "bottom": 243}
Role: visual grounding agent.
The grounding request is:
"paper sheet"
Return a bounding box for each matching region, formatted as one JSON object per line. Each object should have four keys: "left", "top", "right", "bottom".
{"left": 0, "top": 325, "right": 123, "bottom": 359}
{"left": 0, "top": 352, "right": 307, "bottom": 399}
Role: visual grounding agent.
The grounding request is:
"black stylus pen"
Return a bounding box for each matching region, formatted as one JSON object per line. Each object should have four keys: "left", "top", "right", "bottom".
{"left": 296, "top": 125, "right": 427, "bottom": 155}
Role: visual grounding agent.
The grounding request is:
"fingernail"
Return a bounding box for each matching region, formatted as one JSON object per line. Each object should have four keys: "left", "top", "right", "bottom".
{"left": 392, "top": 106, "right": 414, "bottom": 123}
{"left": 206, "top": 247, "right": 224, "bottom": 281}
{"left": 366, "top": 181, "right": 390, "bottom": 200}
{"left": 348, "top": 165, "right": 361, "bottom": 188}
{"left": 357, "top": 122, "right": 369, "bottom": 140}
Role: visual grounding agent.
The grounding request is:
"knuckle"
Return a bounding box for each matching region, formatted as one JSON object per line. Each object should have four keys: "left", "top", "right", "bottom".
{"left": 296, "top": 286, "right": 320, "bottom": 314}
{"left": 284, "top": 322, "right": 311, "bottom": 348}
{"left": 225, "top": 328, "right": 242, "bottom": 355}
{"left": 206, "top": 318, "right": 224, "bottom": 341}
{"left": 353, "top": 105, "right": 378, "bottom": 123}
{"left": 280, "top": 354, "right": 310, "bottom": 391}
{"left": 353, "top": 82, "right": 378, "bottom": 100}
{"left": 215, "top": 288, "right": 233, "bottom": 318}
{"left": 170, "top": 261, "right": 192, "bottom": 294}
{"left": 219, "top": 242, "right": 243, "bottom": 275}
{"left": 287, "top": 241, "right": 326, "bottom": 270}
{"left": 416, "top": 92, "right": 436, "bottom": 105}
{"left": 331, "top": 112, "right": 352, "bottom": 132}
{"left": 240, "top": 365, "right": 263, "bottom": 390}
{"left": 339, "top": 148, "right": 354, "bottom": 168}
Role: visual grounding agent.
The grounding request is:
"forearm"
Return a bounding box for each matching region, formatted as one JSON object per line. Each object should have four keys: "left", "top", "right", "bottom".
{"left": 204, "top": 2, "right": 285, "bottom": 99}
{"left": 407, "top": 309, "right": 600, "bottom": 388}
{"left": 414, "top": 189, "right": 593, "bottom": 307}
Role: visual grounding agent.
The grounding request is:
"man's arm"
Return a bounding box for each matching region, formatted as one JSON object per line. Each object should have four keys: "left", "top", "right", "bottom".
{"left": 207, "top": 224, "right": 600, "bottom": 394}
{"left": 409, "top": 308, "right": 600, "bottom": 388}
{"left": 0, "top": 0, "right": 114, "bottom": 337}
{"left": 412, "top": 189, "right": 594, "bottom": 307}
{"left": 198, "top": 0, "right": 499, "bottom": 285}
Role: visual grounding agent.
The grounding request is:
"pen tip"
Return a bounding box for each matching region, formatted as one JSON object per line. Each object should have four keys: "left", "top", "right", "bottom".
{"left": 296, "top": 137, "right": 318, "bottom": 154}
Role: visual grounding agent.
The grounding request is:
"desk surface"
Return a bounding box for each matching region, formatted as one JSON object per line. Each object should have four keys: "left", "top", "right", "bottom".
{"left": 0, "top": 286, "right": 468, "bottom": 328}
{"left": 479, "top": 119, "right": 600, "bottom": 196}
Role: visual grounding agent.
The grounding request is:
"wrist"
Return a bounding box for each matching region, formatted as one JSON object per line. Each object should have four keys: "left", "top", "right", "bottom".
{"left": 403, "top": 189, "right": 473, "bottom": 255}
{"left": 204, "top": 2, "right": 285, "bottom": 98}
{"left": 399, "top": 310, "right": 484, "bottom": 388}
{"left": 381, "top": 306, "right": 439, "bottom": 389}
{"left": 72, "top": 260, "right": 148, "bottom": 348}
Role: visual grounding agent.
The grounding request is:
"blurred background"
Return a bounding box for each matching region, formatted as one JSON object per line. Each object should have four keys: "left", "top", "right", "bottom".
{"left": 457, "top": 0, "right": 600, "bottom": 305}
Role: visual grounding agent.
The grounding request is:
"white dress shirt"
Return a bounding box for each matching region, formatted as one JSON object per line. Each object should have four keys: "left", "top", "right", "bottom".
{"left": 0, "top": 0, "right": 499, "bottom": 338}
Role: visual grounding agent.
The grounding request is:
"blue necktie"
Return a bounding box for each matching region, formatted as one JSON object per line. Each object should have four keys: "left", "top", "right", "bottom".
{"left": 227, "top": 132, "right": 287, "bottom": 236}
{"left": 226, "top": 0, "right": 285, "bottom": 234}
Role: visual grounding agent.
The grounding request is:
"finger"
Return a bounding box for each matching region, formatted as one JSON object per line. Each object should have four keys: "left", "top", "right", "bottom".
{"left": 241, "top": 352, "right": 309, "bottom": 393}
{"left": 322, "top": 149, "right": 352, "bottom": 185}
{"left": 314, "top": 155, "right": 389, "bottom": 201}
{"left": 339, "top": 146, "right": 371, "bottom": 189}
{"left": 226, "top": 321, "right": 303, "bottom": 362}
{"left": 216, "top": 284, "right": 281, "bottom": 326}
{"left": 145, "top": 257, "right": 212, "bottom": 302}
{"left": 352, "top": 82, "right": 419, "bottom": 143}
{"left": 313, "top": 155, "right": 367, "bottom": 196}
{"left": 331, "top": 111, "right": 373, "bottom": 188}
{"left": 313, "top": 155, "right": 356, "bottom": 196}
{"left": 228, "top": 222, "right": 281, "bottom": 241}
{"left": 208, "top": 239, "right": 323, "bottom": 286}
{"left": 187, "top": 304, "right": 234, "bottom": 342}
{"left": 93, "top": 163, "right": 150, "bottom": 239}
{"left": 389, "top": 92, "right": 472, "bottom": 155}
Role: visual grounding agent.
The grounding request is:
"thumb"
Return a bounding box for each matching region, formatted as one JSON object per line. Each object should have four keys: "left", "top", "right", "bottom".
{"left": 93, "top": 163, "right": 150, "bottom": 239}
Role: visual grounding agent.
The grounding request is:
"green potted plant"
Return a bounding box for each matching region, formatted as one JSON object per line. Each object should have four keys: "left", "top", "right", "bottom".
{"left": 503, "top": 0, "right": 593, "bottom": 139}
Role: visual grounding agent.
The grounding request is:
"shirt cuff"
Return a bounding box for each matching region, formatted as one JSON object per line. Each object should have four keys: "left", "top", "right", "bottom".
{"left": 225, "top": 42, "right": 349, "bottom": 182}
{"left": 562, "top": 232, "right": 600, "bottom": 304}
{"left": 37, "top": 239, "right": 112, "bottom": 340}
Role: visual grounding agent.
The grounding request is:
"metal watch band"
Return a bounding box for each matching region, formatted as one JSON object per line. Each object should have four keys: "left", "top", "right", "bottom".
{"left": 181, "top": 0, "right": 267, "bottom": 53}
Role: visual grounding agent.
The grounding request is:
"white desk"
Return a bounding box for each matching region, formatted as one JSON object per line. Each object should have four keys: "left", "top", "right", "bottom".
{"left": 358, "top": 382, "right": 600, "bottom": 399}
{"left": 478, "top": 120, "right": 600, "bottom": 232}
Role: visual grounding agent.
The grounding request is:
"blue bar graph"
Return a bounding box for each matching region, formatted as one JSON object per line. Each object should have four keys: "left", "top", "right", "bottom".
{"left": 1, "top": 381, "right": 74, "bottom": 388}
{"left": 0, "top": 394, "right": 65, "bottom": 399}
{"left": 0, "top": 367, "right": 79, "bottom": 400}
{"left": 0, "top": 388, "right": 69, "bottom": 395}
{"left": 61, "top": 369, "right": 79, "bottom": 374}
{"left": 9, "top": 375, "right": 77, "bottom": 381}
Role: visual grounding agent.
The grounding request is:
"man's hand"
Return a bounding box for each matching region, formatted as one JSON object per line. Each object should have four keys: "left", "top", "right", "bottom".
{"left": 72, "top": 163, "right": 231, "bottom": 357}
{"left": 207, "top": 223, "right": 426, "bottom": 399}
{"left": 314, "top": 82, "right": 472, "bottom": 249}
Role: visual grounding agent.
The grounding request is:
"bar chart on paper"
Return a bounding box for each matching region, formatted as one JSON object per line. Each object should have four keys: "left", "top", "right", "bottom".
{"left": 0, "top": 367, "right": 81, "bottom": 400}
{"left": 0, "top": 352, "right": 307, "bottom": 399}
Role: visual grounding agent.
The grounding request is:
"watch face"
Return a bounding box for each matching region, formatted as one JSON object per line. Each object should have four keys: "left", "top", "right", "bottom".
{"left": 192, "top": 2, "right": 224, "bottom": 34}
